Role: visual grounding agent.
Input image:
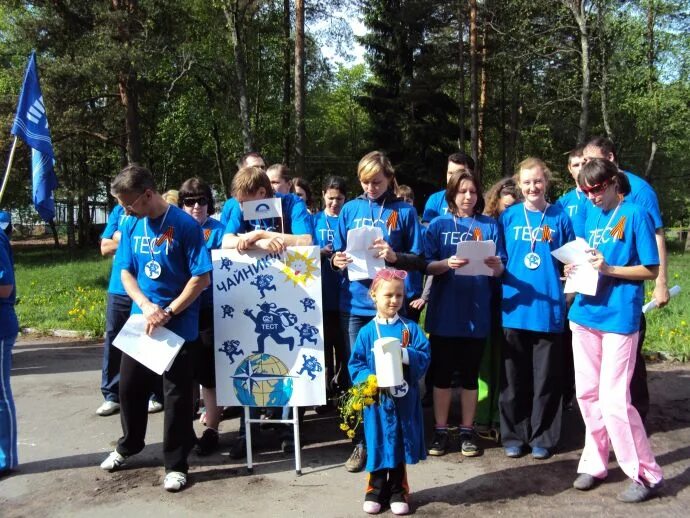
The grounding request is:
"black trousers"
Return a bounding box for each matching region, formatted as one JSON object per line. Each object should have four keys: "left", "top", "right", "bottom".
{"left": 630, "top": 313, "right": 649, "bottom": 421}
{"left": 117, "top": 345, "right": 195, "bottom": 473}
{"left": 323, "top": 310, "right": 347, "bottom": 393}
{"left": 365, "top": 463, "right": 408, "bottom": 504}
{"left": 499, "top": 328, "right": 563, "bottom": 450}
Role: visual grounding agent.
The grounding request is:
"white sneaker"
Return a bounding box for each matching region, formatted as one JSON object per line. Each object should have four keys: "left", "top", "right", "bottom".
{"left": 100, "top": 451, "right": 126, "bottom": 471}
{"left": 96, "top": 401, "right": 120, "bottom": 416}
{"left": 148, "top": 400, "right": 163, "bottom": 413}
{"left": 163, "top": 471, "right": 187, "bottom": 492}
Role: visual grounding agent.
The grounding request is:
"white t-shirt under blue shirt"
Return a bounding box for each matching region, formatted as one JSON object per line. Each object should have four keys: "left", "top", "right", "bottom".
{"left": 568, "top": 201, "right": 659, "bottom": 335}
{"left": 500, "top": 202, "right": 575, "bottom": 333}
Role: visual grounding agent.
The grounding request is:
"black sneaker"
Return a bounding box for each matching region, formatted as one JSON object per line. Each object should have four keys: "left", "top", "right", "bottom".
{"left": 428, "top": 430, "right": 449, "bottom": 456}
{"left": 195, "top": 428, "right": 219, "bottom": 456}
{"left": 228, "top": 437, "right": 247, "bottom": 459}
{"left": 460, "top": 429, "right": 482, "bottom": 457}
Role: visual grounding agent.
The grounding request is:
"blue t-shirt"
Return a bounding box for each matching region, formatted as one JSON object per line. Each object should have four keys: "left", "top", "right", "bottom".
{"left": 500, "top": 202, "right": 575, "bottom": 333}
{"left": 102, "top": 204, "right": 131, "bottom": 296}
{"left": 424, "top": 213, "right": 504, "bottom": 338}
{"left": 312, "top": 210, "right": 343, "bottom": 312}
{"left": 220, "top": 197, "right": 241, "bottom": 228}
{"left": 199, "top": 217, "right": 225, "bottom": 308}
{"left": 422, "top": 190, "right": 449, "bottom": 223}
{"left": 118, "top": 205, "right": 213, "bottom": 341}
{"left": 557, "top": 188, "right": 589, "bottom": 237}
{"left": 223, "top": 192, "right": 314, "bottom": 237}
{"left": 568, "top": 202, "right": 659, "bottom": 334}
{"left": 0, "top": 231, "right": 18, "bottom": 339}
{"left": 573, "top": 171, "right": 663, "bottom": 237}
{"left": 333, "top": 192, "right": 424, "bottom": 316}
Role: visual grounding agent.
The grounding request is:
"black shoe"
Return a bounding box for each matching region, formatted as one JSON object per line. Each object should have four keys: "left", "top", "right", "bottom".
{"left": 428, "top": 430, "right": 449, "bottom": 456}
{"left": 460, "top": 429, "right": 482, "bottom": 457}
{"left": 228, "top": 437, "right": 247, "bottom": 459}
{"left": 195, "top": 428, "right": 219, "bottom": 456}
{"left": 281, "top": 438, "right": 295, "bottom": 453}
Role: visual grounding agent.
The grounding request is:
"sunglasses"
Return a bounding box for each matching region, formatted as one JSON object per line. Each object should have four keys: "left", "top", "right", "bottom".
{"left": 182, "top": 197, "right": 209, "bottom": 207}
{"left": 375, "top": 269, "right": 408, "bottom": 281}
{"left": 581, "top": 181, "right": 610, "bottom": 196}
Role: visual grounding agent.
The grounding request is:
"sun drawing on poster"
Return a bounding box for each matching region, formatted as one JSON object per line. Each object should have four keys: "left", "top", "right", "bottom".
{"left": 279, "top": 249, "right": 318, "bottom": 287}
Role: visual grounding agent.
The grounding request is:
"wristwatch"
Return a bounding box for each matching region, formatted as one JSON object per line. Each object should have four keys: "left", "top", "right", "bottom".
{"left": 163, "top": 306, "right": 174, "bottom": 317}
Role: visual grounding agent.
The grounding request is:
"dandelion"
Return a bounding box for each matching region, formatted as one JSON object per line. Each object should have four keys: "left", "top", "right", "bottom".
{"left": 347, "top": 430, "right": 356, "bottom": 439}
{"left": 340, "top": 423, "right": 350, "bottom": 431}
{"left": 352, "top": 402, "right": 363, "bottom": 411}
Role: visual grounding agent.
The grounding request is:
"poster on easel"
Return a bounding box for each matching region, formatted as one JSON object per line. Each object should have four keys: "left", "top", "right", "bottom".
{"left": 212, "top": 246, "right": 326, "bottom": 407}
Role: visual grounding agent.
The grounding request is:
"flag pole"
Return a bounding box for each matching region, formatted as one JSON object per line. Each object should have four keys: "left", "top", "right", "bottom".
{"left": 0, "top": 136, "right": 18, "bottom": 205}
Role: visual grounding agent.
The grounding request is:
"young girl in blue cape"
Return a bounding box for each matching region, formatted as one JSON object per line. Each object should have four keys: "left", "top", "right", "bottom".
{"left": 349, "top": 269, "right": 430, "bottom": 515}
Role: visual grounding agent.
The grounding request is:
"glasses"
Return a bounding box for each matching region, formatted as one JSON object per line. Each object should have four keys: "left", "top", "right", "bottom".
{"left": 581, "top": 181, "right": 610, "bottom": 196}
{"left": 124, "top": 191, "right": 147, "bottom": 212}
{"left": 182, "top": 197, "right": 209, "bottom": 207}
{"left": 375, "top": 269, "right": 408, "bottom": 281}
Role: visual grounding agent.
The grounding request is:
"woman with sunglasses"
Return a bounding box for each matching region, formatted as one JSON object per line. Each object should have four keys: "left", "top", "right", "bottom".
{"left": 332, "top": 151, "right": 425, "bottom": 473}
{"left": 424, "top": 171, "right": 505, "bottom": 458}
{"left": 499, "top": 157, "right": 574, "bottom": 460}
{"left": 566, "top": 158, "right": 663, "bottom": 503}
{"left": 178, "top": 178, "right": 225, "bottom": 456}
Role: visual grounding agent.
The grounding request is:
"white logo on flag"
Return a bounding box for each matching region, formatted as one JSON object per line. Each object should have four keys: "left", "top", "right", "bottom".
{"left": 26, "top": 96, "right": 47, "bottom": 127}
{"left": 242, "top": 198, "right": 282, "bottom": 221}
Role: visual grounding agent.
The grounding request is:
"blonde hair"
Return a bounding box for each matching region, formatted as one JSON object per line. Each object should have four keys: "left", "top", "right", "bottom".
{"left": 514, "top": 157, "right": 553, "bottom": 189}
{"left": 358, "top": 151, "right": 398, "bottom": 192}
{"left": 162, "top": 189, "right": 179, "bottom": 205}
{"left": 231, "top": 166, "right": 273, "bottom": 198}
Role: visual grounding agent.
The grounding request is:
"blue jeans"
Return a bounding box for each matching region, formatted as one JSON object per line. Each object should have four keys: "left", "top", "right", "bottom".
{"left": 0, "top": 334, "right": 18, "bottom": 472}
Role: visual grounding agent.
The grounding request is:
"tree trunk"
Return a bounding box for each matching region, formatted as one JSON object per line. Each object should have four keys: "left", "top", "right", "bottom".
{"left": 281, "top": 0, "right": 292, "bottom": 165}
{"left": 457, "top": 0, "right": 466, "bottom": 152}
{"left": 564, "top": 1, "right": 590, "bottom": 144}
{"left": 223, "top": 3, "right": 255, "bottom": 152}
{"left": 66, "top": 197, "right": 76, "bottom": 249}
{"left": 646, "top": 1, "right": 657, "bottom": 180}
{"left": 477, "top": 17, "right": 488, "bottom": 181}
{"left": 118, "top": 69, "right": 142, "bottom": 164}
{"left": 500, "top": 71, "right": 508, "bottom": 176}
{"left": 469, "top": 0, "right": 479, "bottom": 164}
{"left": 294, "top": 0, "right": 306, "bottom": 176}
{"left": 597, "top": 0, "right": 614, "bottom": 140}
{"left": 211, "top": 121, "right": 227, "bottom": 196}
{"left": 507, "top": 75, "right": 521, "bottom": 172}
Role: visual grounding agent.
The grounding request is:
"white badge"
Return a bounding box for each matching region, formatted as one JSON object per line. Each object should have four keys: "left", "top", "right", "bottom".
{"left": 144, "top": 260, "right": 162, "bottom": 279}
{"left": 391, "top": 380, "right": 409, "bottom": 398}
{"left": 524, "top": 252, "right": 541, "bottom": 270}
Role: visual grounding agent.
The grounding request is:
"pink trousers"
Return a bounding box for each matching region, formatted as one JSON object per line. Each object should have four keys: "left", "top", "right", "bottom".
{"left": 570, "top": 322, "right": 663, "bottom": 485}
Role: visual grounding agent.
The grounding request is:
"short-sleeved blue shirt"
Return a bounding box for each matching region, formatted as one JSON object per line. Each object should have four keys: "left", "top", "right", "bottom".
{"left": 569, "top": 201, "right": 659, "bottom": 334}
{"left": 422, "top": 190, "right": 449, "bottom": 223}
{"left": 0, "top": 231, "right": 18, "bottom": 339}
{"left": 102, "top": 204, "right": 131, "bottom": 296}
{"left": 312, "top": 211, "right": 343, "bottom": 312}
{"left": 199, "top": 216, "right": 225, "bottom": 308}
{"left": 424, "top": 213, "right": 504, "bottom": 338}
{"left": 333, "top": 191, "right": 424, "bottom": 316}
{"left": 557, "top": 188, "right": 589, "bottom": 237}
{"left": 500, "top": 202, "right": 575, "bottom": 333}
{"left": 223, "top": 192, "right": 313, "bottom": 237}
{"left": 118, "top": 205, "right": 213, "bottom": 341}
{"left": 220, "top": 197, "right": 241, "bottom": 228}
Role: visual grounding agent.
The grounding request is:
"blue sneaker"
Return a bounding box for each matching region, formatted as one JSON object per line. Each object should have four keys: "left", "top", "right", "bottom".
{"left": 504, "top": 446, "right": 523, "bottom": 458}
{"left": 531, "top": 447, "right": 551, "bottom": 459}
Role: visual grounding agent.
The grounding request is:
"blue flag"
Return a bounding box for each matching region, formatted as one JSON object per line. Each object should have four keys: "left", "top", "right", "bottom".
{"left": 11, "top": 52, "right": 58, "bottom": 222}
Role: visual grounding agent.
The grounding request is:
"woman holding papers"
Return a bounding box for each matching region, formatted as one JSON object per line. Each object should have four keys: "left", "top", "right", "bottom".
{"left": 424, "top": 171, "right": 505, "bottom": 458}
{"left": 499, "top": 157, "right": 574, "bottom": 460}
{"left": 567, "top": 158, "right": 663, "bottom": 503}
{"left": 331, "top": 151, "right": 425, "bottom": 473}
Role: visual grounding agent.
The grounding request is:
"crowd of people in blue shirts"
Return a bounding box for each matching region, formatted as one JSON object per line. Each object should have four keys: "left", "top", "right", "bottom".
{"left": 0, "top": 135, "right": 669, "bottom": 513}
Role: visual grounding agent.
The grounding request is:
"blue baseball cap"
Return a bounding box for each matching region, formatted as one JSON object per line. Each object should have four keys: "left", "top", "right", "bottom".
{"left": 0, "top": 210, "right": 11, "bottom": 230}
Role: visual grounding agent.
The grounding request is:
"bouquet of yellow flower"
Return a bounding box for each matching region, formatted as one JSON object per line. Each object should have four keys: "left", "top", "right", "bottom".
{"left": 338, "top": 374, "right": 379, "bottom": 439}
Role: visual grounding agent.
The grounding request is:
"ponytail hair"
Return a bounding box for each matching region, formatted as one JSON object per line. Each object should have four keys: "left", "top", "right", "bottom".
{"left": 578, "top": 158, "right": 631, "bottom": 196}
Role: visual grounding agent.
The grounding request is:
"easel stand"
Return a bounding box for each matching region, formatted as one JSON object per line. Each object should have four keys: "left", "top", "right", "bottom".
{"left": 244, "top": 406, "right": 302, "bottom": 475}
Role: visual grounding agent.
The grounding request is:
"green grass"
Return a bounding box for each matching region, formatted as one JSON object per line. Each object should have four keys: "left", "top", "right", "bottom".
{"left": 14, "top": 245, "right": 111, "bottom": 335}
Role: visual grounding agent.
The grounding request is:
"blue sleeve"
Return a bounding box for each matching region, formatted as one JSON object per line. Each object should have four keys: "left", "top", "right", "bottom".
{"left": 492, "top": 220, "right": 507, "bottom": 264}
{"left": 101, "top": 205, "right": 122, "bottom": 239}
{"left": 561, "top": 210, "right": 575, "bottom": 244}
{"left": 573, "top": 201, "right": 588, "bottom": 239}
{"left": 220, "top": 198, "right": 240, "bottom": 228}
{"left": 632, "top": 185, "right": 663, "bottom": 230}
{"left": 288, "top": 195, "right": 314, "bottom": 235}
{"left": 333, "top": 204, "right": 350, "bottom": 252}
{"left": 421, "top": 196, "right": 438, "bottom": 224}
{"left": 223, "top": 202, "right": 245, "bottom": 235}
{"left": 118, "top": 218, "right": 135, "bottom": 274}
{"left": 423, "top": 221, "right": 441, "bottom": 264}
{"left": 349, "top": 325, "right": 372, "bottom": 385}
{"left": 0, "top": 238, "right": 14, "bottom": 288}
{"left": 635, "top": 210, "right": 660, "bottom": 266}
{"left": 404, "top": 323, "right": 430, "bottom": 382}
{"left": 185, "top": 223, "right": 213, "bottom": 277}
{"left": 402, "top": 206, "right": 423, "bottom": 255}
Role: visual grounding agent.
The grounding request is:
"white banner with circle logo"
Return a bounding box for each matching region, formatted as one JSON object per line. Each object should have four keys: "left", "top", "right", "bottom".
{"left": 212, "top": 247, "right": 326, "bottom": 407}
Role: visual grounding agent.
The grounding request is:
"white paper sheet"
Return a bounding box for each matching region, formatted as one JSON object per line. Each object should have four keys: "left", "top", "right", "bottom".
{"left": 345, "top": 226, "right": 385, "bottom": 281}
{"left": 551, "top": 238, "right": 599, "bottom": 296}
{"left": 113, "top": 314, "right": 185, "bottom": 375}
{"left": 454, "top": 240, "right": 496, "bottom": 276}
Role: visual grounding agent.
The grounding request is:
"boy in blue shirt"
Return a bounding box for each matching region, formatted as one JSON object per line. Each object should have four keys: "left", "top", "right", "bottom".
{"left": 99, "top": 165, "right": 211, "bottom": 493}
{"left": 421, "top": 152, "right": 474, "bottom": 224}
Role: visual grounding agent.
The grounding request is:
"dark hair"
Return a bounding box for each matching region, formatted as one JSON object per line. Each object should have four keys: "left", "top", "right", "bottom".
{"left": 238, "top": 151, "right": 264, "bottom": 168}
{"left": 322, "top": 175, "right": 348, "bottom": 197}
{"left": 178, "top": 177, "right": 215, "bottom": 215}
{"left": 266, "top": 163, "right": 291, "bottom": 182}
{"left": 290, "top": 177, "right": 312, "bottom": 206}
{"left": 578, "top": 158, "right": 631, "bottom": 196}
{"left": 585, "top": 137, "right": 618, "bottom": 163}
{"left": 484, "top": 177, "right": 517, "bottom": 219}
{"left": 568, "top": 146, "right": 584, "bottom": 161}
{"left": 396, "top": 184, "right": 414, "bottom": 202}
{"left": 448, "top": 152, "right": 475, "bottom": 172}
{"left": 110, "top": 164, "right": 156, "bottom": 197}
{"left": 446, "top": 171, "right": 484, "bottom": 215}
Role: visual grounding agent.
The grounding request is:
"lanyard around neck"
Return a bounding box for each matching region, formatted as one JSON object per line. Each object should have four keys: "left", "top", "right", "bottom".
{"left": 522, "top": 202, "right": 549, "bottom": 253}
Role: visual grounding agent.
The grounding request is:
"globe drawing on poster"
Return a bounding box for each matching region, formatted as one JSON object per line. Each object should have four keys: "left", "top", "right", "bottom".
{"left": 212, "top": 247, "right": 326, "bottom": 407}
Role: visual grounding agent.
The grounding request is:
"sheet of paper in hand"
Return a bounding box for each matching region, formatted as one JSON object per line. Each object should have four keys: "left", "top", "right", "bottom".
{"left": 113, "top": 314, "right": 185, "bottom": 375}
{"left": 345, "top": 226, "right": 385, "bottom": 281}
{"left": 551, "top": 237, "right": 599, "bottom": 296}
{"left": 454, "top": 240, "right": 496, "bottom": 276}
